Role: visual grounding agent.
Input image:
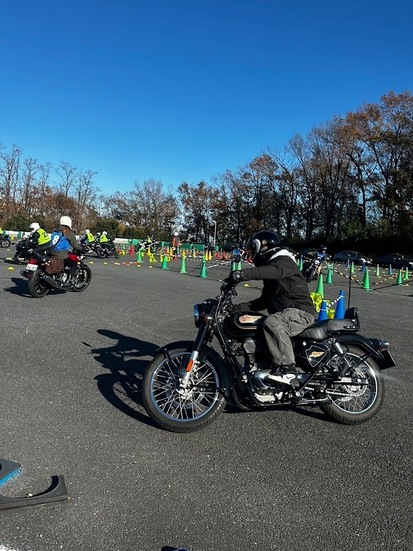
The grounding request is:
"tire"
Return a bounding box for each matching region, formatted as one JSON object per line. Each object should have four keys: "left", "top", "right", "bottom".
{"left": 320, "top": 345, "right": 384, "bottom": 424}
{"left": 96, "top": 246, "right": 105, "bottom": 258}
{"left": 1, "top": 238, "right": 11, "bottom": 248}
{"left": 143, "top": 346, "right": 227, "bottom": 432}
{"left": 72, "top": 265, "right": 92, "bottom": 292}
{"left": 113, "top": 248, "right": 119, "bottom": 258}
{"left": 28, "top": 270, "right": 51, "bottom": 298}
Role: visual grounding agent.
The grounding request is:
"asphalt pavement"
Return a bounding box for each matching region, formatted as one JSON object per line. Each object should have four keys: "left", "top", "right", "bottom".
{"left": 0, "top": 247, "right": 412, "bottom": 551}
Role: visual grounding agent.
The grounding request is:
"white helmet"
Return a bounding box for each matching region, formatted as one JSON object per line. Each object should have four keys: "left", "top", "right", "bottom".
{"left": 30, "top": 222, "right": 40, "bottom": 233}
{"left": 102, "top": 231, "right": 107, "bottom": 235}
{"left": 85, "top": 229, "right": 90, "bottom": 233}
{"left": 59, "top": 215, "right": 72, "bottom": 229}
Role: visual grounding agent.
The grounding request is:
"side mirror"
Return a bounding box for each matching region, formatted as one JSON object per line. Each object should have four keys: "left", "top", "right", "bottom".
{"left": 232, "top": 248, "right": 241, "bottom": 263}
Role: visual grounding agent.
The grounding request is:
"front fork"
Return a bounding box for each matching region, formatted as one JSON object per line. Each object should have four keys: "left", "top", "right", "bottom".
{"left": 181, "top": 323, "right": 211, "bottom": 385}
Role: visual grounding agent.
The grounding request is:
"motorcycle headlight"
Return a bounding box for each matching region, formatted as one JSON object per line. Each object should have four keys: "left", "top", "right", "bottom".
{"left": 193, "top": 303, "right": 206, "bottom": 327}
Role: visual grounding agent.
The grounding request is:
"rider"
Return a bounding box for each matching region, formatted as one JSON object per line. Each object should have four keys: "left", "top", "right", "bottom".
{"left": 99, "top": 231, "right": 109, "bottom": 244}
{"left": 226, "top": 230, "right": 316, "bottom": 387}
{"left": 48, "top": 216, "right": 84, "bottom": 282}
{"left": 316, "top": 245, "right": 328, "bottom": 261}
{"left": 29, "top": 222, "right": 51, "bottom": 248}
{"left": 84, "top": 229, "right": 95, "bottom": 245}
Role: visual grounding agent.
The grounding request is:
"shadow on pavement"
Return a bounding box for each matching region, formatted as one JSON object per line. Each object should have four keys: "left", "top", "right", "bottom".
{"left": 87, "top": 329, "right": 158, "bottom": 428}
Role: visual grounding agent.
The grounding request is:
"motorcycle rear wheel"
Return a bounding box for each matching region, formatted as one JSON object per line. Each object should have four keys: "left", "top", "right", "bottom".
{"left": 1, "top": 238, "right": 11, "bottom": 248}
{"left": 28, "top": 270, "right": 51, "bottom": 298}
{"left": 72, "top": 265, "right": 92, "bottom": 292}
{"left": 320, "top": 345, "right": 384, "bottom": 424}
{"left": 143, "top": 346, "right": 227, "bottom": 432}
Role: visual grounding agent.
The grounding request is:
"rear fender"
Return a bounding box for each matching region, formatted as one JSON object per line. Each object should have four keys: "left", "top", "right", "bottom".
{"left": 155, "top": 340, "right": 230, "bottom": 396}
{"left": 336, "top": 334, "right": 396, "bottom": 369}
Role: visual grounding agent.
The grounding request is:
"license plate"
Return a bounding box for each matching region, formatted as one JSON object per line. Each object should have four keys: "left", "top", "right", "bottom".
{"left": 26, "top": 263, "right": 38, "bottom": 271}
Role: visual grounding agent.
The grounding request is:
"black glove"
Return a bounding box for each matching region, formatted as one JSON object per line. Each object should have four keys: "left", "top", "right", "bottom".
{"left": 224, "top": 270, "right": 243, "bottom": 286}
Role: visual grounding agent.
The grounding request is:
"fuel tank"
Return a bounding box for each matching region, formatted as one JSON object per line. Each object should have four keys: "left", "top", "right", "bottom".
{"left": 224, "top": 311, "right": 266, "bottom": 339}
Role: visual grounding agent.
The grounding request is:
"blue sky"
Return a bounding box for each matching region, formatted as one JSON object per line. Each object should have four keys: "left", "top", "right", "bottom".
{"left": 1, "top": 0, "right": 412, "bottom": 196}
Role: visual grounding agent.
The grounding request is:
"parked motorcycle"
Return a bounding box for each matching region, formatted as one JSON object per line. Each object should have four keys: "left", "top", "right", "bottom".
{"left": 0, "top": 234, "right": 12, "bottom": 248}
{"left": 142, "top": 250, "right": 395, "bottom": 432}
{"left": 21, "top": 251, "right": 92, "bottom": 298}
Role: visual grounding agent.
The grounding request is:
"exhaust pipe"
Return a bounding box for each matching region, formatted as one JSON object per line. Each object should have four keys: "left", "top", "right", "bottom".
{"left": 41, "top": 274, "right": 60, "bottom": 289}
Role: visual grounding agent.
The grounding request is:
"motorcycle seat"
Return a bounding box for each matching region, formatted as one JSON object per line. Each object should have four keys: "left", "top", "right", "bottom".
{"left": 300, "top": 318, "right": 359, "bottom": 340}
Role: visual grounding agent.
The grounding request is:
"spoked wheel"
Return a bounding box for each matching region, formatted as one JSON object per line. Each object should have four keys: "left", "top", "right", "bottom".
{"left": 72, "top": 265, "right": 92, "bottom": 292}
{"left": 143, "top": 346, "right": 227, "bottom": 432}
{"left": 28, "top": 270, "right": 51, "bottom": 298}
{"left": 320, "top": 345, "right": 384, "bottom": 424}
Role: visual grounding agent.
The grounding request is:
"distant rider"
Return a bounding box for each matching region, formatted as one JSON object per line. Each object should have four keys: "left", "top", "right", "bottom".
{"left": 84, "top": 229, "right": 95, "bottom": 244}
{"left": 29, "top": 222, "right": 51, "bottom": 249}
{"left": 99, "top": 231, "right": 109, "bottom": 244}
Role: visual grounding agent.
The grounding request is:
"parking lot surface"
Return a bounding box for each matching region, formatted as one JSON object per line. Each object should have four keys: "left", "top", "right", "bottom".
{"left": 0, "top": 248, "right": 412, "bottom": 551}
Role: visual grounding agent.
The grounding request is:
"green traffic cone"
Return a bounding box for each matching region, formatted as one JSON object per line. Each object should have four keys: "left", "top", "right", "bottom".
{"left": 161, "top": 255, "right": 168, "bottom": 270}
{"left": 362, "top": 268, "right": 371, "bottom": 291}
{"left": 403, "top": 267, "right": 409, "bottom": 281}
{"left": 396, "top": 270, "right": 403, "bottom": 285}
{"left": 350, "top": 261, "right": 355, "bottom": 275}
{"left": 199, "top": 261, "right": 207, "bottom": 278}
{"left": 136, "top": 249, "right": 143, "bottom": 262}
{"left": 326, "top": 265, "right": 333, "bottom": 284}
{"left": 375, "top": 264, "right": 380, "bottom": 277}
{"left": 316, "top": 273, "right": 324, "bottom": 298}
{"left": 179, "top": 256, "right": 187, "bottom": 274}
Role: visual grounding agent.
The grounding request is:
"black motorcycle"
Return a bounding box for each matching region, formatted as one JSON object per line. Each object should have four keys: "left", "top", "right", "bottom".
{"left": 301, "top": 252, "right": 328, "bottom": 282}
{"left": 143, "top": 251, "right": 395, "bottom": 432}
{"left": 21, "top": 250, "right": 92, "bottom": 298}
{"left": 138, "top": 239, "right": 161, "bottom": 254}
{"left": 13, "top": 238, "right": 35, "bottom": 263}
{"left": 81, "top": 239, "right": 106, "bottom": 258}
{"left": 99, "top": 237, "right": 120, "bottom": 258}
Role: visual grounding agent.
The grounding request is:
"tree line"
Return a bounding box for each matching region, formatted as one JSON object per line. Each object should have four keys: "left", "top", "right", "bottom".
{"left": 1, "top": 91, "right": 412, "bottom": 254}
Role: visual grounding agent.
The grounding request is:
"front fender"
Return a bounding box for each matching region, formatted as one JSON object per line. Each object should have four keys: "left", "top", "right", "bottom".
{"left": 155, "top": 340, "right": 196, "bottom": 354}
{"left": 155, "top": 340, "right": 231, "bottom": 396}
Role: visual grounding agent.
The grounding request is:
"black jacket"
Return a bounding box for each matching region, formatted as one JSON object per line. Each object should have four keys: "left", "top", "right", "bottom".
{"left": 240, "top": 250, "right": 316, "bottom": 316}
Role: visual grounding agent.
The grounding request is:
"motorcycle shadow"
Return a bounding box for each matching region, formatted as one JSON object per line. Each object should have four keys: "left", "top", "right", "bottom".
{"left": 88, "top": 329, "right": 159, "bottom": 428}
{"left": 5, "top": 277, "right": 65, "bottom": 297}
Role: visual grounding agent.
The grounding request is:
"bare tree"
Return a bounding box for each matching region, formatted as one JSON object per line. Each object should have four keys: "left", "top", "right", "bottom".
{"left": 0, "top": 144, "right": 22, "bottom": 221}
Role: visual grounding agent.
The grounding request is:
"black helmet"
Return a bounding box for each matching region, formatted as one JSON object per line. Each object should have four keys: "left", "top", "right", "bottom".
{"left": 247, "top": 230, "right": 281, "bottom": 266}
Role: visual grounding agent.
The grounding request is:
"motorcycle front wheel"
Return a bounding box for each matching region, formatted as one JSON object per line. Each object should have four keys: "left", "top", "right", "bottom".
{"left": 320, "top": 345, "right": 384, "bottom": 424}
{"left": 143, "top": 346, "right": 227, "bottom": 432}
{"left": 28, "top": 270, "right": 51, "bottom": 298}
{"left": 72, "top": 265, "right": 92, "bottom": 292}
